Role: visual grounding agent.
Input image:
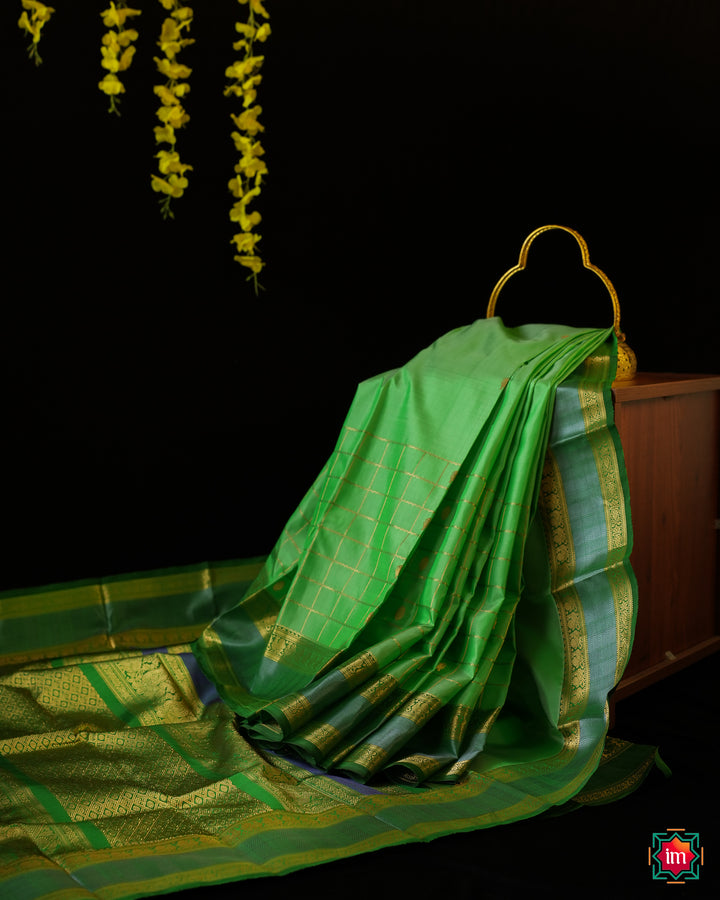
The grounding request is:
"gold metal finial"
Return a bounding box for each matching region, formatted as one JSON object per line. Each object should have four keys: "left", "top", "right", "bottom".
{"left": 486, "top": 225, "right": 637, "bottom": 381}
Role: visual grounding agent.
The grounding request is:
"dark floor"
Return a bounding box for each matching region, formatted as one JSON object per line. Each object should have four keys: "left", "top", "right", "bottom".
{"left": 172, "top": 652, "right": 719, "bottom": 900}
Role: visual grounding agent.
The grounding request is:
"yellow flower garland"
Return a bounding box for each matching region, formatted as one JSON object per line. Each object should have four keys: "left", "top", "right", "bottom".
{"left": 17, "top": 2, "right": 271, "bottom": 282}
{"left": 225, "top": 0, "right": 270, "bottom": 291}
{"left": 17, "top": 0, "right": 55, "bottom": 66}
{"left": 150, "top": 1, "right": 195, "bottom": 219}
{"left": 98, "top": 2, "right": 142, "bottom": 115}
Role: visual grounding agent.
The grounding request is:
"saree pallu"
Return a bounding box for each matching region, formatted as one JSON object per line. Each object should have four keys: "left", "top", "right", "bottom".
{"left": 1, "top": 320, "right": 659, "bottom": 900}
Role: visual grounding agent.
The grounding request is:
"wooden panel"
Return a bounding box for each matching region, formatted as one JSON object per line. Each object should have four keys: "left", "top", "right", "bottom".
{"left": 613, "top": 372, "right": 720, "bottom": 402}
{"left": 613, "top": 382, "right": 720, "bottom": 693}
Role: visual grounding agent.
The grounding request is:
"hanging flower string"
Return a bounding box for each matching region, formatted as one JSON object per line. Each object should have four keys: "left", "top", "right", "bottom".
{"left": 150, "top": 1, "right": 194, "bottom": 218}
{"left": 17, "top": 1, "right": 55, "bottom": 66}
{"left": 98, "top": 3, "right": 142, "bottom": 115}
{"left": 17, "top": 2, "right": 273, "bottom": 286}
{"left": 225, "top": 0, "right": 270, "bottom": 291}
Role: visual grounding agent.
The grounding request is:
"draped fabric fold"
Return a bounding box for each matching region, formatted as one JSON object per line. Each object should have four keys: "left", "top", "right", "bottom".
{"left": 194, "top": 318, "right": 636, "bottom": 785}
{"left": 1, "top": 318, "right": 657, "bottom": 900}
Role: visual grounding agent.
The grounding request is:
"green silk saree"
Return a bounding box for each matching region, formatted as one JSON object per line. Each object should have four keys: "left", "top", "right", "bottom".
{"left": 1, "top": 319, "right": 659, "bottom": 899}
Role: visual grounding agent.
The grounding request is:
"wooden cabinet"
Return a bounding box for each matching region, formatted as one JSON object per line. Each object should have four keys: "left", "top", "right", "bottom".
{"left": 612, "top": 373, "right": 720, "bottom": 701}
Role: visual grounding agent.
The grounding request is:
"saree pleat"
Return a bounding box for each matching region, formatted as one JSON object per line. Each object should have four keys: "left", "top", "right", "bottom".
{"left": 193, "top": 320, "right": 635, "bottom": 785}
{"left": 0, "top": 319, "right": 659, "bottom": 899}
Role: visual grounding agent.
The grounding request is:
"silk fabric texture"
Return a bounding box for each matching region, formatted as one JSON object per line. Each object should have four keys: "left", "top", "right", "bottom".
{"left": 195, "top": 319, "right": 635, "bottom": 784}
{"left": 1, "top": 319, "right": 655, "bottom": 899}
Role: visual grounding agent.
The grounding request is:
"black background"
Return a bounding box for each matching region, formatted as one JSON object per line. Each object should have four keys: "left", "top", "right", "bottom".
{"left": 2, "top": 1, "right": 718, "bottom": 588}
{"left": 1, "top": 4, "right": 719, "bottom": 897}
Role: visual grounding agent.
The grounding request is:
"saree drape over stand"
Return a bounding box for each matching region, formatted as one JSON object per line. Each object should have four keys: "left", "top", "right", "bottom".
{"left": 1, "top": 320, "right": 661, "bottom": 900}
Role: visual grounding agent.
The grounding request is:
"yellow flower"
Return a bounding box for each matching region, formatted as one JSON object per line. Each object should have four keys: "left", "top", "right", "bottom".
{"left": 231, "top": 233, "right": 262, "bottom": 254}
{"left": 18, "top": 11, "right": 37, "bottom": 40}
{"left": 98, "top": 73, "right": 125, "bottom": 96}
{"left": 101, "top": 3, "right": 142, "bottom": 29}
{"left": 154, "top": 57, "right": 192, "bottom": 80}
{"left": 22, "top": 1, "right": 52, "bottom": 14}
{"left": 102, "top": 31, "right": 121, "bottom": 50}
{"left": 229, "top": 203, "right": 262, "bottom": 232}
{"left": 235, "top": 255, "right": 264, "bottom": 274}
{"left": 158, "top": 17, "right": 195, "bottom": 57}
{"left": 237, "top": 0, "right": 269, "bottom": 18}
{"left": 151, "top": 173, "right": 189, "bottom": 198}
{"left": 118, "top": 46, "right": 137, "bottom": 72}
{"left": 156, "top": 104, "right": 190, "bottom": 128}
{"left": 224, "top": 56, "right": 264, "bottom": 81}
{"left": 231, "top": 21, "right": 270, "bottom": 49}
{"left": 240, "top": 186, "right": 261, "bottom": 205}
{"left": 155, "top": 81, "right": 191, "bottom": 101}
{"left": 167, "top": 174, "right": 189, "bottom": 197}
{"left": 230, "top": 74, "right": 263, "bottom": 108}
{"left": 101, "top": 45, "right": 121, "bottom": 73}
{"left": 224, "top": 84, "right": 246, "bottom": 100}
{"left": 117, "top": 29, "right": 140, "bottom": 47}
{"left": 172, "top": 6, "right": 194, "bottom": 26}
{"left": 21, "top": 0, "right": 54, "bottom": 22}
{"left": 154, "top": 84, "right": 182, "bottom": 106}
{"left": 154, "top": 124, "right": 176, "bottom": 144}
{"left": 231, "top": 134, "right": 265, "bottom": 157}
{"left": 159, "top": 17, "right": 182, "bottom": 43}
{"left": 235, "top": 154, "right": 267, "bottom": 181}
{"left": 230, "top": 106, "right": 264, "bottom": 136}
{"left": 229, "top": 181, "right": 263, "bottom": 205}
{"left": 155, "top": 150, "right": 193, "bottom": 176}
{"left": 234, "top": 22, "right": 255, "bottom": 39}
{"left": 18, "top": 1, "right": 55, "bottom": 64}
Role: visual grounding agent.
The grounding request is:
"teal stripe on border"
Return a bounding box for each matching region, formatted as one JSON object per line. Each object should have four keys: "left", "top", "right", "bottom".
{"left": 4, "top": 866, "right": 93, "bottom": 900}
{"left": 66, "top": 814, "right": 403, "bottom": 896}
{"left": 0, "top": 558, "right": 266, "bottom": 665}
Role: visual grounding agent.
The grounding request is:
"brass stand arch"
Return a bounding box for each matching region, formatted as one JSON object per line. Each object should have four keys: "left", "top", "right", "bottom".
{"left": 486, "top": 225, "right": 637, "bottom": 381}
